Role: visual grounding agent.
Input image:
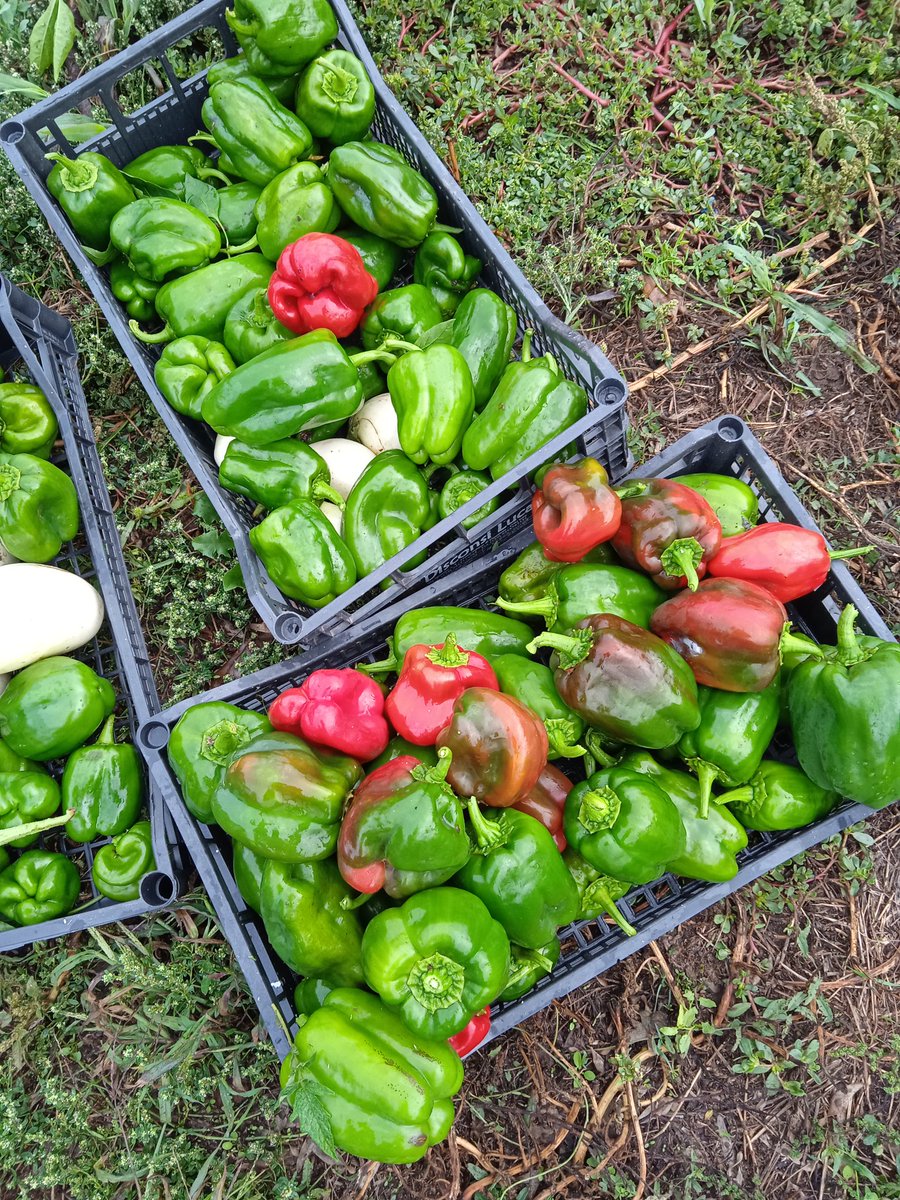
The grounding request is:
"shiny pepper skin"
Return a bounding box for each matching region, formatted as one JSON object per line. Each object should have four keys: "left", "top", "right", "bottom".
{"left": 532, "top": 458, "right": 622, "bottom": 563}
{"left": 269, "top": 233, "right": 378, "bottom": 337}
{"left": 612, "top": 477, "right": 722, "bottom": 591}
{"left": 268, "top": 668, "right": 388, "bottom": 761}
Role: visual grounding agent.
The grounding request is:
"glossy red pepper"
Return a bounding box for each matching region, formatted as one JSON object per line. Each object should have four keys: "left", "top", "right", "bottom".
{"left": 448, "top": 1007, "right": 491, "bottom": 1056}
{"left": 268, "top": 669, "right": 389, "bottom": 761}
{"left": 513, "top": 763, "right": 571, "bottom": 851}
{"left": 268, "top": 232, "right": 378, "bottom": 338}
{"left": 532, "top": 458, "right": 622, "bottom": 563}
{"left": 385, "top": 635, "right": 499, "bottom": 746}
{"left": 707, "top": 522, "right": 873, "bottom": 603}
{"left": 651, "top": 578, "right": 820, "bottom": 692}
{"left": 612, "top": 478, "right": 722, "bottom": 591}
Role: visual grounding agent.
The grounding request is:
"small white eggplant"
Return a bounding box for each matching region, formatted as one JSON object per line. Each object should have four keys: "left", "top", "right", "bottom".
{"left": 348, "top": 392, "right": 402, "bottom": 455}
{"left": 213, "top": 434, "right": 234, "bottom": 466}
{"left": 312, "top": 438, "right": 375, "bottom": 499}
{"left": 320, "top": 501, "right": 343, "bottom": 535}
{"left": 0, "top": 563, "right": 105, "bottom": 673}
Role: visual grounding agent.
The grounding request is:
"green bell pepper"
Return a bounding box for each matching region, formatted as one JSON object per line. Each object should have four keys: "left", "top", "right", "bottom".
{"left": 225, "top": 0, "right": 337, "bottom": 76}
{"left": 110, "top": 260, "right": 159, "bottom": 323}
{"left": 361, "top": 886, "right": 510, "bottom": 1038}
{"left": 498, "top": 563, "right": 665, "bottom": 632}
{"left": 296, "top": 50, "right": 376, "bottom": 144}
{"left": 674, "top": 473, "right": 759, "bottom": 537}
{"left": 46, "top": 152, "right": 136, "bottom": 251}
{"left": 343, "top": 450, "right": 437, "bottom": 580}
{"left": 109, "top": 198, "right": 221, "bottom": 283}
{"left": 91, "top": 820, "right": 154, "bottom": 901}
{"left": 62, "top": 715, "right": 143, "bottom": 843}
{"left": 362, "top": 285, "right": 443, "bottom": 350}
{"left": 215, "top": 180, "right": 263, "bottom": 245}
{"left": 223, "top": 287, "right": 293, "bottom": 363}
{"left": 676, "top": 679, "right": 781, "bottom": 817}
{"left": 232, "top": 841, "right": 267, "bottom": 913}
{"left": 0, "top": 772, "right": 61, "bottom": 848}
{"left": 563, "top": 848, "right": 636, "bottom": 936}
{"left": 207, "top": 54, "right": 300, "bottom": 105}
{"left": 437, "top": 468, "right": 497, "bottom": 529}
{"left": 200, "top": 76, "right": 313, "bottom": 187}
{"left": 327, "top": 141, "right": 439, "bottom": 248}
{"left": 447, "top": 288, "right": 517, "bottom": 410}
{"left": 131, "top": 253, "right": 273, "bottom": 345}
{"left": 618, "top": 751, "right": 748, "bottom": 882}
{"left": 500, "top": 938, "right": 561, "bottom": 1001}
{"left": 167, "top": 701, "right": 271, "bottom": 824}
{"left": 564, "top": 765, "right": 687, "bottom": 884}
{"left": 260, "top": 857, "right": 365, "bottom": 981}
{"left": 250, "top": 498, "right": 357, "bottom": 605}
{"left": 370, "top": 736, "right": 438, "bottom": 770}
{"left": 280, "top": 987, "right": 463, "bottom": 1163}
{"left": 362, "top": 607, "right": 534, "bottom": 675}
{"left": 492, "top": 653, "right": 586, "bottom": 760}
{"left": 0, "top": 383, "right": 57, "bottom": 458}
{"left": 0, "top": 849, "right": 80, "bottom": 925}
{"left": 0, "top": 738, "right": 46, "bottom": 775}
{"left": 154, "top": 336, "right": 235, "bottom": 420}
{"left": 339, "top": 228, "right": 401, "bottom": 291}
{"left": 788, "top": 605, "right": 900, "bottom": 809}
{"left": 463, "top": 333, "right": 588, "bottom": 479}
{"left": 718, "top": 760, "right": 838, "bottom": 831}
{"left": 293, "top": 976, "right": 336, "bottom": 1015}
{"left": 413, "top": 232, "right": 481, "bottom": 318}
{"left": 498, "top": 539, "right": 615, "bottom": 609}
{"left": 124, "top": 145, "right": 227, "bottom": 197}
{"left": 219, "top": 437, "right": 342, "bottom": 509}
{"left": 387, "top": 344, "right": 474, "bottom": 465}
{"left": 212, "top": 729, "right": 362, "bottom": 860}
{"left": 454, "top": 800, "right": 579, "bottom": 948}
{"left": 254, "top": 161, "right": 339, "bottom": 261}
{"left": 202, "top": 329, "right": 380, "bottom": 443}
{"left": 0, "top": 452, "right": 79, "bottom": 563}
{"left": 0, "top": 656, "right": 115, "bottom": 761}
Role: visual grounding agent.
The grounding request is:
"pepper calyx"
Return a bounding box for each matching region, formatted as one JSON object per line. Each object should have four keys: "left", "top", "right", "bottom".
{"left": 407, "top": 951, "right": 466, "bottom": 1011}
{"left": 578, "top": 786, "right": 621, "bottom": 833}
{"left": 426, "top": 634, "right": 469, "bottom": 669}
{"left": 200, "top": 719, "right": 253, "bottom": 767}
{"left": 660, "top": 537, "right": 704, "bottom": 590}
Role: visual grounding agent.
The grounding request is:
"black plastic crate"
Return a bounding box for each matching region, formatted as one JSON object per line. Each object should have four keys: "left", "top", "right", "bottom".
{"left": 0, "top": 277, "right": 184, "bottom": 952}
{"left": 0, "top": 0, "right": 629, "bottom": 647}
{"left": 136, "top": 415, "right": 894, "bottom": 1059}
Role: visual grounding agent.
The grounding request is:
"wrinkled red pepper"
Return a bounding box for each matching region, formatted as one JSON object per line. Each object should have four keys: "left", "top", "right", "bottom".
{"left": 532, "top": 458, "right": 622, "bottom": 563}
{"left": 268, "top": 668, "right": 389, "bottom": 760}
{"left": 612, "top": 477, "right": 722, "bottom": 591}
{"left": 385, "top": 634, "right": 499, "bottom": 746}
{"left": 707, "top": 522, "right": 873, "bottom": 603}
{"left": 650, "top": 577, "right": 820, "bottom": 692}
{"left": 513, "top": 763, "right": 571, "bottom": 851}
{"left": 268, "top": 232, "right": 378, "bottom": 338}
{"left": 449, "top": 1007, "right": 491, "bottom": 1056}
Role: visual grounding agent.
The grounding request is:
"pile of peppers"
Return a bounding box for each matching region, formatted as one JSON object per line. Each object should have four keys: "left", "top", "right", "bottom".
{"left": 166, "top": 448, "right": 895, "bottom": 1165}
{"left": 46, "top": 13, "right": 591, "bottom": 612}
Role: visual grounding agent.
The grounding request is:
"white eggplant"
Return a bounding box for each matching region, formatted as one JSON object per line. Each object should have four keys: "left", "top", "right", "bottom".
{"left": 0, "top": 563, "right": 105, "bottom": 673}
{"left": 213, "top": 434, "right": 234, "bottom": 466}
{"left": 348, "top": 392, "right": 402, "bottom": 455}
{"left": 312, "top": 438, "right": 375, "bottom": 499}
{"left": 320, "top": 501, "right": 343, "bottom": 535}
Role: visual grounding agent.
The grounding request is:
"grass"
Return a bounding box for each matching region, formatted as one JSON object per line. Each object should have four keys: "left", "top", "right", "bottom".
{"left": 0, "top": 0, "right": 898, "bottom": 1195}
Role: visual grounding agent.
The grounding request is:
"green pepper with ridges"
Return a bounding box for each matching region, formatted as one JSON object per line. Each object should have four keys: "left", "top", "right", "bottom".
{"left": 109, "top": 260, "right": 159, "bottom": 323}
{"left": 413, "top": 232, "right": 481, "bottom": 318}
{"left": 387, "top": 343, "right": 474, "bottom": 465}
{"left": 92, "top": 820, "right": 155, "bottom": 901}
{"left": 219, "top": 437, "right": 342, "bottom": 509}
{"left": 0, "top": 452, "right": 79, "bottom": 563}
{"left": 438, "top": 468, "right": 497, "bottom": 529}
{"left": 109, "top": 198, "right": 221, "bottom": 283}
{"left": 223, "top": 287, "right": 293, "bottom": 363}
{"left": 260, "top": 858, "right": 365, "bottom": 982}
{"left": 249, "top": 498, "right": 357, "bottom": 606}
{"left": 362, "top": 285, "right": 443, "bottom": 350}
{"left": 447, "top": 288, "right": 517, "bottom": 410}
{"left": 343, "top": 450, "right": 437, "bottom": 581}
{"left": 130, "top": 253, "right": 273, "bottom": 345}
{"left": 154, "top": 336, "right": 235, "bottom": 421}
{"left": 326, "top": 141, "right": 439, "bottom": 248}
{"left": 718, "top": 761, "right": 838, "bottom": 831}
{"left": 62, "top": 715, "right": 144, "bottom": 843}
{"left": 360, "top": 607, "right": 535, "bottom": 675}
{"left": 0, "top": 656, "right": 114, "bottom": 762}
{"left": 167, "top": 701, "right": 271, "bottom": 824}
{"left": 199, "top": 76, "right": 313, "bottom": 188}
{"left": 0, "top": 849, "right": 80, "bottom": 924}
{"left": 492, "top": 653, "right": 586, "bottom": 760}
{"left": 0, "top": 383, "right": 57, "bottom": 459}
{"left": 497, "top": 539, "right": 615, "bottom": 610}
{"left": 124, "top": 145, "right": 229, "bottom": 197}
{"left": 296, "top": 50, "right": 376, "bottom": 144}
{"left": 46, "top": 152, "right": 136, "bottom": 250}
{"left": 254, "top": 161, "right": 339, "bottom": 260}
{"left": 0, "top": 773, "right": 61, "bottom": 848}
{"left": 225, "top": 0, "right": 337, "bottom": 77}
{"left": 498, "top": 562, "right": 665, "bottom": 632}
{"left": 207, "top": 54, "right": 301, "bottom": 103}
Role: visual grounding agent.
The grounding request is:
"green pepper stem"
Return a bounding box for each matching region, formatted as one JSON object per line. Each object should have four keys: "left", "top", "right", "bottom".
{"left": 690, "top": 759, "right": 719, "bottom": 819}
{"left": 197, "top": 166, "right": 233, "bottom": 186}
{"left": 431, "top": 222, "right": 463, "bottom": 236}
{"left": 779, "top": 626, "right": 824, "bottom": 664}
{"left": 94, "top": 714, "right": 116, "bottom": 747}
{"left": 717, "top": 783, "right": 754, "bottom": 808}
{"left": 407, "top": 951, "right": 466, "bottom": 1011}
{"left": 0, "top": 808, "right": 75, "bottom": 847}
{"left": 496, "top": 595, "right": 555, "bottom": 621}
{"left": 546, "top": 722, "right": 586, "bottom": 759}
{"left": 583, "top": 731, "right": 618, "bottom": 769}
{"left": 356, "top": 642, "right": 398, "bottom": 676}
{"left": 504, "top": 948, "right": 555, "bottom": 992}
{"left": 426, "top": 633, "right": 469, "bottom": 669}
{"left": 578, "top": 786, "right": 621, "bottom": 833}
{"left": 224, "top": 235, "right": 259, "bottom": 255}
{"left": 189, "top": 132, "right": 219, "bottom": 148}
{"left": 0, "top": 463, "right": 21, "bottom": 502}
{"left": 526, "top": 629, "right": 592, "bottom": 669}
{"left": 83, "top": 243, "right": 118, "bottom": 267}
{"left": 340, "top": 890, "right": 372, "bottom": 910}
{"left": 45, "top": 152, "right": 99, "bottom": 192}
{"left": 380, "top": 338, "right": 421, "bottom": 355}
{"left": 321, "top": 62, "right": 359, "bottom": 104}
{"left": 412, "top": 746, "right": 453, "bottom": 786}
{"left": 587, "top": 882, "right": 637, "bottom": 937}
{"left": 660, "top": 537, "right": 704, "bottom": 590}
{"left": 129, "top": 318, "right": 173, "bottom": 345}
{"left": 465, "top": 795, "right": 508, "bottom": 852}
{"left": 223, "top": 10, "right": 258, "bottom": 36}
{"left": 829, "top": 545, "right": 874, "bottom": 561}
{"left": 349, "top": 347, "right": 399, "bottom": 369}
{"left": 520, "top": 329, "right": 534, "bottom": 363}
{"left": 312, "top": 481, "right": 345, "bottom": 508}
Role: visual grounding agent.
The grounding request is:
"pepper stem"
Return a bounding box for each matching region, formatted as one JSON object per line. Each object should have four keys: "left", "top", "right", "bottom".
{"left": 197, "top": 166, "right": 233, "bottom": 186}
{"left": 0, "top": 808, "right": 75, "bottom": 847}
{"left": 504, "top": 948, "right": 555, "bottom": 992}
{"left": 829, "top": 545, "right": 874, "bottom": 561}
{"left": 495, "top": 595, "right": 556, "bottom": 622}
{"left": 526, "top": 628, "right": 593, "bottom": 669}
{"left": 688, "top": 759, "right": 719, "bottom": 819}
{"left": 0, "top": 463, "right": 21, "bottom": 502}
{"left": 834, "top": 603, "right": 865, "bottom": 666}
{"left": 94, "top": 714, "right": 116, "bottom": 747}
{"left": 584, "top": 880, "right": 637, "bottom": 937}
{"left": 224, "top": 235, "right": 259, "bottom": 255}
{"left": 311, "top": 481, "right": 345, "bottom": 508}
{"left": 200, "top": 719, "right": 252, "bottom": 767}
{"left": 321, "top": 62, "right": 359, "bottom": 104}
{"left": 129, "top": 318, "right": 173, "bottom": 345}
{"left": 223, "top": 10, "right": 258, "bottom": 36}
{"left": 465, "top": 795, "right": 508, "bottom": 852}
{"left": 45, "top": 152, "right": 99, "bottom": 192}
{"left": 583, "top": 731, "right": 618, "bottom": 769}
{"left": 717, "top": 783, "right": 754, "bottom": 808}
{"left": 578, "top": 786, "right": 621, "bottom": 833}
{"left": 349, "top": 347, "right": 399, "bottom": 369}
{"left": 779, "top": 626, "right": 825, "bottom": 665}
{"left": 426, "top": 633, "right": 469, "bottom": 669}
{"left": 545, "top": 719, "right": 586, "bottom": 759}
{"left": 83, "top": 244, "right": 118, "bottom": 267}
{"left": 407, "top": 951, "right": 466, "bottom": 1011}
{"left": 411, "top": 746, "right": 453, "bottom": 786}
{"left": 520, "top": 329, "right": 534, "bottom": 363}
{"left": 356, "top": 642, "right": 398, "bottom": 676}
{"left": 340, "top": 890, "right": 372, "bottom": 910}
{"left": 380, "top": 338, "right": 421, "bottom": 355}
{"left": 660, "top": 537, "right": 704, "bottom": 590}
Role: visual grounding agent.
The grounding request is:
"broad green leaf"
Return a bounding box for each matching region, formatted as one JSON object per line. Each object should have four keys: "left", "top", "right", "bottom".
{"left": 778, "top": 293, "right": 878, "bottom": 375}
{"left": 51, "top": 0, "right": 75, "bottom": 82}
{"left": 50, "top": 111, "right": 108, "bottom": 142}
{"left": 282, "top": 1074, "right": 337, "bottom": 1159}
{"left": 183, "top": 174, "right": 220, "bottom": 222}
{"left": 855, "top": 81, "right": 900, "bottom": 111}
{"left": 0, "top": 70, "right": 47, "bottom": 99}
{"left": 29, "top": 0, "right": 75, "bottom": 83}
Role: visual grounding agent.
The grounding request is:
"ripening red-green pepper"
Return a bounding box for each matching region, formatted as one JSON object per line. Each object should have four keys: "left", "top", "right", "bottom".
{"left": 268, "top": 669, "right": 389, "bottom": 761}
{"left": 532, "top": 458, "right": 622, "bottom": 563}
{"left": 612, "top": 477, "right": 722, "bottom": 591}
{"left": 706, "top": 523, "right": 873, "bottom": 603}
{"left": 448, "top": 1007, "right": 491, "bottom": 1056}
{"left": 651, "top": 578, "right": 819, "bottom": 693}
{"left": 385, "top": 635, "right": 498, "bottom": 746}
{"left": 513, "top": 763, "right": 571, "bottom": 851}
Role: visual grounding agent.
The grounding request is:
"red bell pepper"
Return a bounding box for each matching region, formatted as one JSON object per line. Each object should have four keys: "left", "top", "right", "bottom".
{"left": 532, "top": 458, "right": 622, "bottom": 563}
{"left": 650, "top": 577, "right": 821, "bottom": 692}
{"left": 612, "top": 477, "right": 722, "bottom": 591}
{"left": 385, "top": 634, "right": 499, "bottom": 746}
{"left": 707, "top": 522, "right": 873, "bottom": 603}
{"left": 268, "top": 668, "right": 389, "bottom": 761}
{"left": 449, "top": 1007, "right": 491, "bottom": 1056}
{"left": 513, "top": 763, "right": 571, "bottom": 851}
{"left": 268, "top": 232, "right": 378, "bottom": 338}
